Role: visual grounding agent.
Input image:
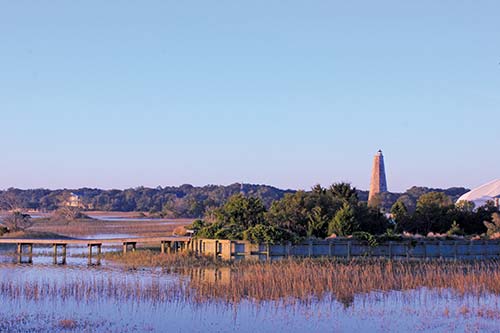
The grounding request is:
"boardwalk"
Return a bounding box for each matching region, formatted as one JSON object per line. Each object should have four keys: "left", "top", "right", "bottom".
{"left": 0, "top": 236, "right": 192, "bottom": 264}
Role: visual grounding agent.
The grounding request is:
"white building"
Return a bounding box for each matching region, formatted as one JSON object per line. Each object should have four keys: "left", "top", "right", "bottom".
{"left": 456, "top": 179, "right": 500, "bottom": 209}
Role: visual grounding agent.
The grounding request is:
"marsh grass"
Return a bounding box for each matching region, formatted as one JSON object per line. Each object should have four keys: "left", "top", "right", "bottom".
{"left": 104, "top": 250, "right": 222, "bottom": 269}
{"left": 28, "top": 218, "right": 191, "bottom": 237}
{"left": 3, "top": 257, "right": 500, "bottom": 307}
{"left": 104, "top": 252, "right": 500, "bottom": 304}
{"left": 184, "top": 258, "right": 500, "bottom": 306}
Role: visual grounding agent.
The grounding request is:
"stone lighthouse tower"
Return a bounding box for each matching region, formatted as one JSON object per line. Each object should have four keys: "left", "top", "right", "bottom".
{"left": 368, "top": 150, "right": 388, "bottom": 206}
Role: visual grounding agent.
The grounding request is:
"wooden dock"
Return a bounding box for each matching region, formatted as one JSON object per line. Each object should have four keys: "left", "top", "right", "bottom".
{"left": 0, "top": 236, "right": 192, "bottom": 265}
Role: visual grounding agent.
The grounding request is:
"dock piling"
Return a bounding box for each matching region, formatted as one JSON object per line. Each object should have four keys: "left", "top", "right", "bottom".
{"left": 2, "top": 236, "right": 193, "bottom": 266}
{"left": 122, "top": 242, "right": 137, "bottom": 255}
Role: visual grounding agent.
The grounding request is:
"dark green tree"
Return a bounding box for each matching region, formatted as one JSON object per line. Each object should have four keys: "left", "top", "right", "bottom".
{"left": 410, "top": 192, "right": 454, "bottom": 234}
{"left": 390, "top": 201, "right": 409, "bottom": 231}
{"left": 196, "top": 194, "right": 267, "bottom": 240}
{"left": 329, "top": 182, "right": 358, "bottom": 204}
{"left": 328, "top": 203, "right": 358, "bottom": 236}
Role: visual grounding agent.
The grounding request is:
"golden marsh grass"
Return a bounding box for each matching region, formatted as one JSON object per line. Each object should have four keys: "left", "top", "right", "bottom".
{"left": 4, "top": 254, "right": 500, "bottom": 307}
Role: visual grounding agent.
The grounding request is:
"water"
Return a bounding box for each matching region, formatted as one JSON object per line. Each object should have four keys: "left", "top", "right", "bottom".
{"left": 89, "top": 216, "right": 176, "bottom": 223}
{"left": 80, "top": 233, "right": 135, "bottom": 240}
{"left": 1, "top": 249, "right": 500, "bottom": 332}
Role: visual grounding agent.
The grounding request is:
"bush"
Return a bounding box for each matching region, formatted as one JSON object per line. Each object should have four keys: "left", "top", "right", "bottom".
{"left": 173, "top": 226, "right": 190, "bottom": 236}
{"left": 243, "top": 224, "right": 297, "bottom": 244}
{"left": 186, "top": 219, "right": 206, "bottom": 234}
{"left": 446, "top": 221, "right": 464, "bottom": 237}
{"left": 484, "top": 213, "right": 500, "bottom": 237}
{"left": 51, "top": 207, "right": 90, "bottom": 221}
{"left": 352, "top": 231, "right": 378, "bottom": 247}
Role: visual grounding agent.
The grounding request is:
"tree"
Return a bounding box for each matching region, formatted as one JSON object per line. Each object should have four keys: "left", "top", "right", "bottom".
{"left": 306, "top": 206, "right": 329, "bottom": 238}
{"left": 409, "top": 192, "right": 454, "bottom": 234}
{"left": 446, "top": 221, "right": 464, "bottom": 236}
{"left": 417, "top": 192, "right": 452, "bottom": 209}
{"left": 391, "top": 201, "right": 408, "bottom": 222}
{"left": 215, "top": 194, "right": 266, "bottom": 229}
{"left": 242, "top": 224, "right": 296, "bottom": 244}
{"left": 396, "top": 194, "right": 417, "bottom": 214}
{"left": 3, "top": 211, "right": 33, "bottom": 232}
{"left": 51, "top": 207, "right": 89, "bottom": 221}
{"left": 390, "top": 201, "right": 410, "bottom": 231}
{"left": 456, "top": 200, "right": 475, "bottom": 213}
{"left": 266, "top": 191, "right": 313, "bottom": 237}
{"left": 484, "top": 213, "right": 500, "bottom": 237}
{"left": 0, "top": 188, "right": 23, "bottom": 211}
{"left": 196, "top": 194, "right": 267, "bottom": 240}
{"left": 328, "top": 203, "right": 358, "bottom": 236}
{"left": 356, "top": 203, "right": 390, "bottom": 235}
{"left": 329, "top": 182, "right": 359, "bottom": 204}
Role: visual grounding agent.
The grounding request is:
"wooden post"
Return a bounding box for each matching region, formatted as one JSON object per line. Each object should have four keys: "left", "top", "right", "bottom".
{"left": 243, "top": 241, "right": 251, "bottom": 259}
{"left": 62, "top": 245, "right": 67, "bottom": 265}
{"left": 132, "top": 242, "right": 136, "bottom": 252}
{"left": 97, "top": 244, "right": 102, "bottom": 265}
{"left": 308, "top": 240, "right": 313, "bottom": 257}
{"left": 53, "top": 244, "right": 58, "bottom": 264}
{"left": 347, "top": 241, "right": 351, "bottom": 260}
{"left": 161, "top": 241, "right": 166, "bottom": 254}
{"left": 24, "top": 244, "right": 33, "bottom": 264}
{"left": 388, "top": 241, "right": 392, "bottom": 259}
{"left": 454, "top": 241, "right": 458, "bottom": 260}
{"left": 122, "top": 243, "right": 127, "bottom": 255}
{"left": 17, "top": 243, "right": 22, "bottom": 264}
{"left": 88, "top": 244, "right": 93, "bottom": 262}
{"left": 214, "top": 240, "right": 219, "bottom": 260}
{"left": 266, "top": 243, "right": 270, "bottom": 261}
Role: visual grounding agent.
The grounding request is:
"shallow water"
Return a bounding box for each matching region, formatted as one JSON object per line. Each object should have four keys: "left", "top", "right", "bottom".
{"left": 89, "top": 216, "right": 175, "bottom": 222}
{"left": 1, "top": 249, "right": 500, "bottom": 332}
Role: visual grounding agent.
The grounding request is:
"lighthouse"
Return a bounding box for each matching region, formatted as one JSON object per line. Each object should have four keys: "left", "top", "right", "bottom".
{"left": 368, "top": 150, "right": 388, "bottom": 206}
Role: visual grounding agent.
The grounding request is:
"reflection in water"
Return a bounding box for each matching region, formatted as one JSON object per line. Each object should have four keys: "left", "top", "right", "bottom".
{"left": 1, "top": 251, "right": 500, "bottom": 332}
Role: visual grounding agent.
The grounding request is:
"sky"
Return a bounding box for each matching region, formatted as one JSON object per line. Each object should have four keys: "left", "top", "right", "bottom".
{"left": 0, "top": 1, "right": 499, "bottom": 192}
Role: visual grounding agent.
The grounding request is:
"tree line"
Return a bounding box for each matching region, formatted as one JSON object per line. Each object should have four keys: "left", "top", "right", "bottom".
{"left": 0, "top": 184, "right": 292, "bottom": 217}
{"left": 188, "top": 184, "right": 497, "bottom": 244}
{"left": 0, "top": 184, "right": 468, "bottom": 219}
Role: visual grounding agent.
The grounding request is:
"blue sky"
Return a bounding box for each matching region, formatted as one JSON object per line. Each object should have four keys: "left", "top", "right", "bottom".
{"left": 1, "top": 1, "right": 499, "bottom": 192}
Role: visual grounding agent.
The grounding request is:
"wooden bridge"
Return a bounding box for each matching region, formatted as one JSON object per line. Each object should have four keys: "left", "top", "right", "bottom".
{"left": 0, "top": 236, "right": 192, "bottom": 265}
